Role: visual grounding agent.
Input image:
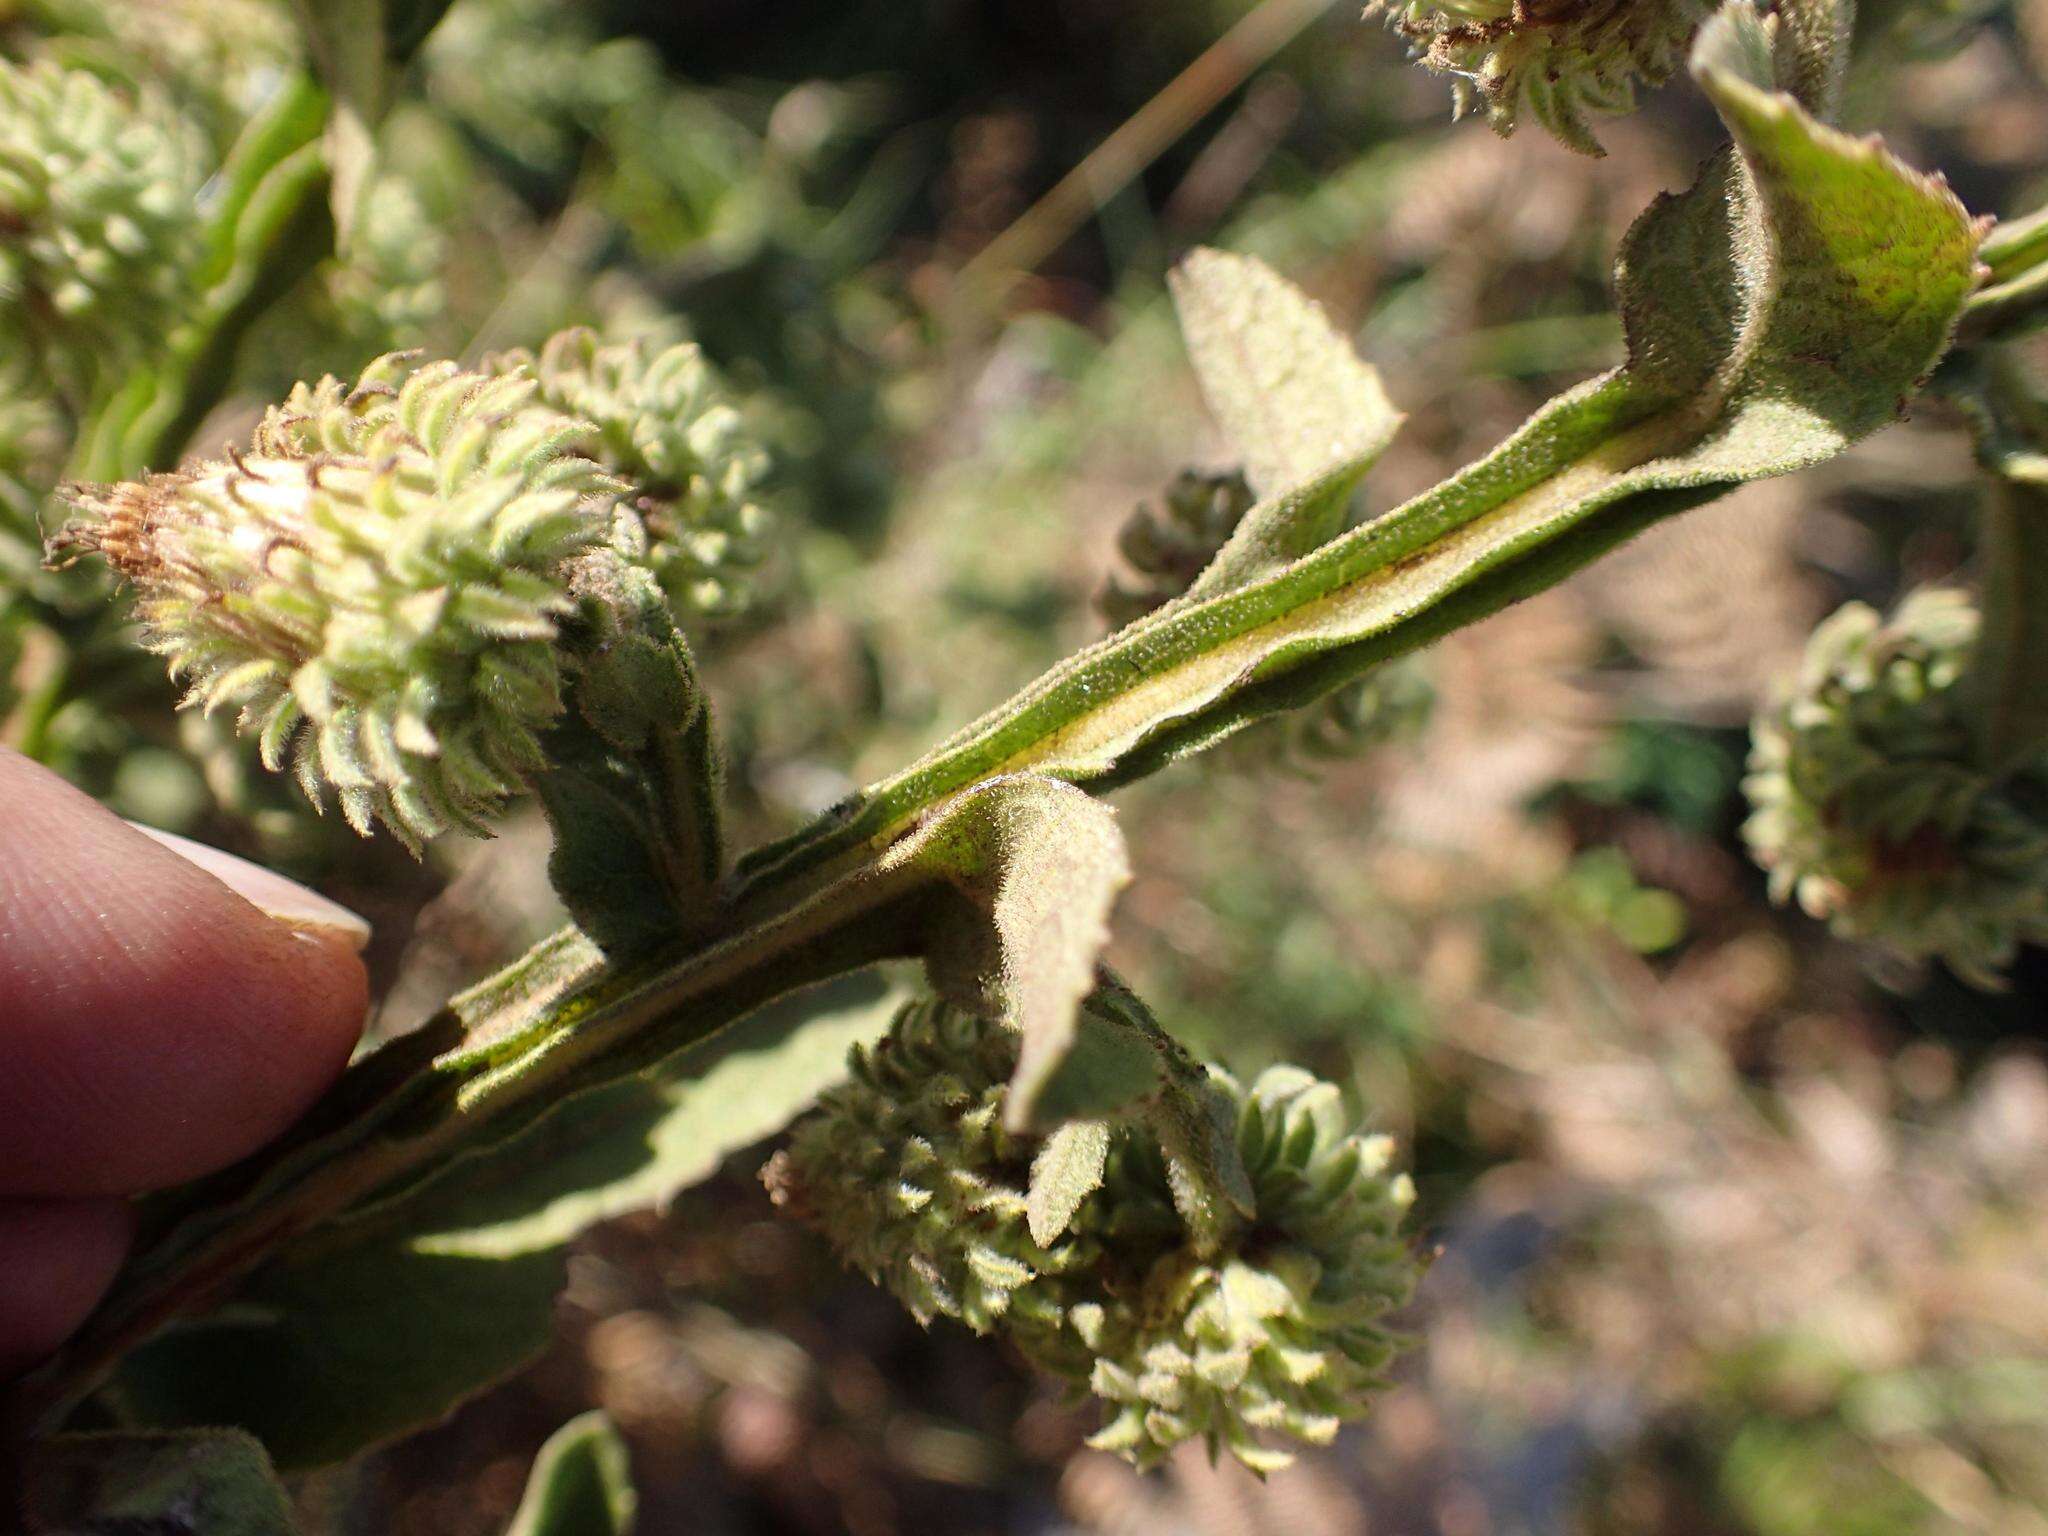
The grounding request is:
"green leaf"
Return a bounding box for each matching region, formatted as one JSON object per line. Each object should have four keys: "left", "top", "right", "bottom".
{"left": 109, "top": 1235, "right": 564, "bottom": 1471}
{"left": 105, "top": 976, "right": 905, "bottom": 1467}
{"left": 536, "top": 556, "right": 727, "bottom": 956}
{"left": 374, "top": 972, "right": 910, "bottom": 1260}
{"left": 1088, "top": 979, "right": 1254, "bottom": 1250}
{"left": 1027, "top": 1120, "right": 1111, "bottom": 1246}
{"left": 1024, "top": 979, "right": 1255, "bottom": 1250}
{"left": 387, "top": 0, "right": 462, "bottom": 62}
{"left": 1169, "top": 248, "right": 1401, "bottom": 500}
{"left": 1026, "top": 993, "right": 1172, "bottom": 1124}
{"left": 287, "top": 0, "right": 457, "bottom": 253}
{"left": 1166, "top": 248, "right": 1402, "bottom": 600}
{"left": 912, "top": 776, "right": 1132, "bottom": 1130}
{"left": 22, "top": 1430, "right": 298, "bottom": 1536}
{"left": 504, "top": 1413, "right": 637, "bottom": 1536}
{"left": 73, "top": 74, "right": 333, "bottom": 480}
{"left": 734, "top": 0, "right": 1979, "bottom": 903}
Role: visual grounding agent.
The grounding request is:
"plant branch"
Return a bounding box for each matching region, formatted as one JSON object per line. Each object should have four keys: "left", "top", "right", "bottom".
{"left": 3, "top": 844, "right": 938, "bottom": 1442}
{"left": 1, "top": 10, "right": 1986, "bottom": 1465}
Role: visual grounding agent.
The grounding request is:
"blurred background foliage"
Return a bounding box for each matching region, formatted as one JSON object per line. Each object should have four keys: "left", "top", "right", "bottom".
{"left": 3, "top": 0, "right": 2046, "bottom": 1531}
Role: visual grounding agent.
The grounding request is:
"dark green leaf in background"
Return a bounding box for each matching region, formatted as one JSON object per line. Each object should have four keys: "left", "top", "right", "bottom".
{"left": 23, "top": 1429, "right": 298, "bottom": 1536}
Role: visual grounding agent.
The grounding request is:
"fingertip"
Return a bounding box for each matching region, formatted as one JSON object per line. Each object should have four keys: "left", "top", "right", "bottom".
{"left": 0, "top": 751, "right": 371, "bottom": 1195}
{"left": 126, "top": 822, "right": 371, "bottom": 952}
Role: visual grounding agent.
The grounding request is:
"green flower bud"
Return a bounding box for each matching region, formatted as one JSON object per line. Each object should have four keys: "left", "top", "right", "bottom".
{"left": 1743, "top": 589, "right": 2048, "bottom": 988}
{"left": 769, "top": 1001, "right": 1419, "bottom": 1472}
{"left": 1098, "top": 468, "right": 1257, "bottom": 630}
{"left": 30, "top": 0, "right": 304, "bottom": 151}
{"left": 1367, "top": 0, "right": 1716, "bottom": 155}
{"left": 0, "top": 59, "right": 205, "bottom": 374}
{"left": 494, "top": 328, "right": 774, "bottom": 621}
{"left": 325, "top": 173, "right": 450, "bottom": 353}
{"left": 1071, "top": 1066, "right": 1418, "bottom": 1473}
{"left": 767, "top": 1000, "right": 1102, "bottom": 1332}
{"left": 55, "top": 354, "right": 625, "bottom": 850}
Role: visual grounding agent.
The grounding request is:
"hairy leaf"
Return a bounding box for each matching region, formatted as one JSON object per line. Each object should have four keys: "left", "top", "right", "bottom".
{"left": 1087, "top": 978, "right": 1255, "bottom": 1250}
{"left": 734, "top": 0, "right": 1979, "bottom": 902}
{"left": 388, "top": 0, "right": 463, "bottom": 61}
{"left": 1024, "top": 979, "right": 1255, "bottom": 1249}
{"left": 105, "top": 977, "right": 904, "bottom": 1466}
{"left": 504, "top": 1413, "right": 637, "bottom": 1536}
{"left": 290, "top": 0, "right": 383, "bottom": 250}
{"left": 22, "top": 1430, "right": 298, "bottom": 1536}
{"left": 1170, "top": 248, "right": 1401, "bottom": 502}
{"left": 374, "top": 972, "right": 909, "bottom": 1260}
{"left": 915, "top": 776, "right": 1132, "bottom": 1129}
{"left": 1768, "top": 0, "right": 1857, "bottom": 115}
{"left": 111, "top": 1235, "right": 563, "bottom": 1470}
{"left": 1027, "top": 1120, "right": 1111, "bottom": 1246}
{"left": 1026, "top": 993, "right": 1173, "bottom": 1124}
{"left": 75, "top": 75, "right": 332, "bottom": 481}
{"left": 536, "top": 558, "right": 726, "bottom": 955}
{"left": 287, "top": 0, "right": 455, "bottom": 250}
{"left": 1167, "top": 249, "right": 1401, "bottom": 601}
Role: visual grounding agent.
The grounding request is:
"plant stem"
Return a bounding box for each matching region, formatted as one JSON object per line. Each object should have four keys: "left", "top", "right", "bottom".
{"left": 1973, "top": 474, "right": 2048, "bottom": 773}
{"left": 1967, "top": 358, "right": 2048, "bottom": 774}
{"left": 2, "top": 836, "right": 935, "bottom": 1444}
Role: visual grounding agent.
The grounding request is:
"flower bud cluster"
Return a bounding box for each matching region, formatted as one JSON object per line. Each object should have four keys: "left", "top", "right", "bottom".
{"left": 496, "top": 328, "right": 774, "bottom": 620}
{"left": 1098, "top": 468, "right": 1256, "bottom": 630}
{"left": 1367, "top": 0, "right": 1717, "bottom": 155}
{"left": 1743, "top": 589, "right": 2048, "bottom": 987}
{"left": 325, "top": 174, "right": 451, "bottom": 354}
{"left": 57, "top": 353, "right": 624, "bottom": 849}
{"left": 769, "top": 1000, "right": 1419, "bottom": 1472}
{"left": 0, "top": 59, "right": 204, "bottom": 372}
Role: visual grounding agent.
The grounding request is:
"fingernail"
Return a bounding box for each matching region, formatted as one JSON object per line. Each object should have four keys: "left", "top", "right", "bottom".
{"left": 127, "top": 823, "right": 372, "bottom": 952}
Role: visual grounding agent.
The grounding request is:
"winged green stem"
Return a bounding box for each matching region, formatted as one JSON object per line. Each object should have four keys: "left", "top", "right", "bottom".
{"left": 4, "top": 839, "right": 935, "bottom": 1439}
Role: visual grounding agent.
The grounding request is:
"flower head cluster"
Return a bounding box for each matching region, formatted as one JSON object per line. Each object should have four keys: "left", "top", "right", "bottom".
{"left": 1744, "top": 589, "right": 2048, "bottom": 988}
{"left": 1367, "top": 0, "right": 1717, "bottom": 155}
{"left": 35, "top": 0, "right": 303, "bottom": 150}
{"left": 767, "top": 1000, "right": 1100, "bottom": 1332}
{"left": 56, "top": 354, "right": 625, "bottom": 849}
{"left": 325, "top": 173, "right": 450, "bottom": 354}
{"left": 768, "top": 1001, "right": 1419, "bottom": 1472}
{"left": 1098, "top": 468, "right": 1257, "bottom": 630}
{"left": 0, "top": 58, "right": 204, "bottom": 374}
{"left": 495, "top": 328, "right": 773, "bottom": 620}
